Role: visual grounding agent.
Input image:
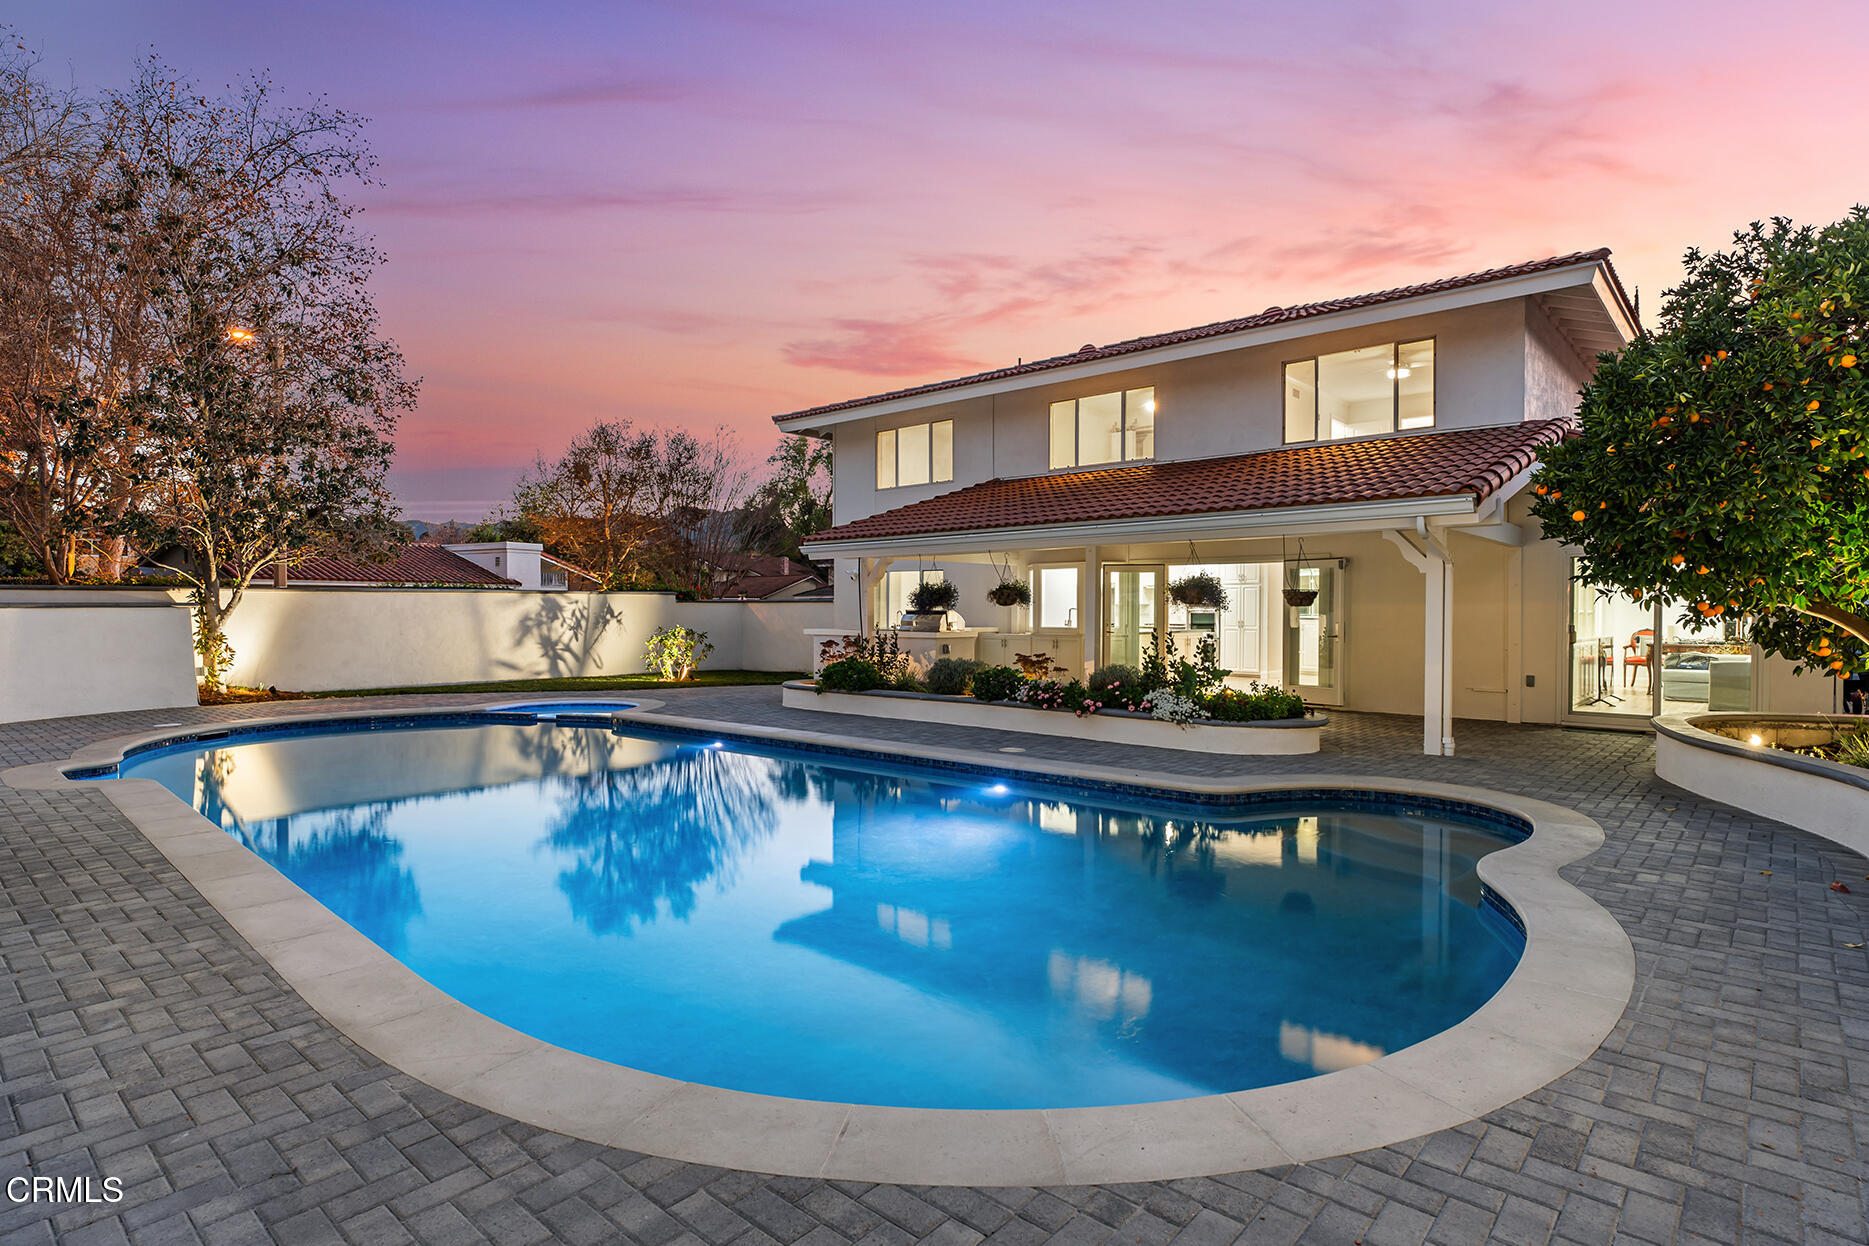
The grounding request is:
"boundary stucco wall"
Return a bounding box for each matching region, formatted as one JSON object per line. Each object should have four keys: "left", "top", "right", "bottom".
{"left": 0, "top": 602, "right": 198, "bottom": 723}
{"left": 218, "top": 590, "right": 832, "bottom": 691}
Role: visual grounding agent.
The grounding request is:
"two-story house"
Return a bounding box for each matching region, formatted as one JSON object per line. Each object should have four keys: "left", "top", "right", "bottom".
{"left": 773, "top": 250, "right": 1835, "bottom": 754}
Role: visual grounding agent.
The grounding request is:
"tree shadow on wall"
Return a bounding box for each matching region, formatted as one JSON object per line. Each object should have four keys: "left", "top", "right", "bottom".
{"left": 503, "top": 593, "right": 624, "bottom": 680}
{"left": 536, "top": 749, "right": 819, "bottom": 936}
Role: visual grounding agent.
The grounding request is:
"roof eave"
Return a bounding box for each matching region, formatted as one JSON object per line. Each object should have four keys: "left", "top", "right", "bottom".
{"left": 802, "top": 492, "right": 1483, "bottom": 559}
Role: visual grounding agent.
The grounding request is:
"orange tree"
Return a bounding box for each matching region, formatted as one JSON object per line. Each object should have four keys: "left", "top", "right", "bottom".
{"left": 1529, "top": 209, "right": 1869, "bottom": 680}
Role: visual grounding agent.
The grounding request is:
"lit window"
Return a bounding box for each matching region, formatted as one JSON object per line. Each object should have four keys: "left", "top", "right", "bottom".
{"left": 1036, "top": 566, "right": 1080, "bottom": 630}
{"left": 880, "top": 569, "right": 942, "bottom": 624}
{"left": 1048, "top": 387, "right": 1155, "bottom": 469}
{"left": 1283, "top": 340, "right": 1434, "bottom": 443}
{"left": 876, "top": 420, "right": 955, "bottom": 489}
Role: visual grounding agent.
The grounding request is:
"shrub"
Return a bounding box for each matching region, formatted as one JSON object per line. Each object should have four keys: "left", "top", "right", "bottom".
{"left": 907, "top": 579, "right": 961, "bottom": 614}
{"left": 926, "top": 657, "right": 986, "bottom": 696}
{"left": 969, "top": 664, "right": 1025, "bottom": 702}
{"left": 818, "top": 631, "right": 910, "bottom": 683}
{"left": 1087, "top": 663, "right": 1148, "bottom": 711}
{"left": 1204, "top": 682, "right": 1306, "bottom": 721}
{"left": 1016, "top": 677, "right": 1095, "bottom": 716}
{"left": 815, "top": 656, "right": 885, "bottom": 693}
{"left": 644, "top": 625, "right": 713, "bottom": 680}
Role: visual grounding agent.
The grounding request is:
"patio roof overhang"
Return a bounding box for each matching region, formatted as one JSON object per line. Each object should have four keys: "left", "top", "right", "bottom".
{"left": 802, "top": 491, "right": 1487, "bottom": 558}
{"left": 803, "top": 419, "right": 1562, "bottom": 559}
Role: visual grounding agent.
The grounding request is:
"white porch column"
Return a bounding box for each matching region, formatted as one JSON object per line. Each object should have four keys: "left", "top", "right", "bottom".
{"left": 1383, "top": 525, "right": 1455, "bottom": 757}
{"left": 856, "top": 556, "right": 894, "bottom": 636}
{"left": 1081, "top": 545, "right": 1101, "bottom": 678}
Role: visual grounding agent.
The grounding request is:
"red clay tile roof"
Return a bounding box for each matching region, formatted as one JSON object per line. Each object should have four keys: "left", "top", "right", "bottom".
{"left": 808, "top": 421, "right": 1569, "bottom": 546}
{"left": 269, "top": 544, "right": 517, "bottom": 586}
{"left": 776, "top": 250, "right": 1621, "bottom": 426}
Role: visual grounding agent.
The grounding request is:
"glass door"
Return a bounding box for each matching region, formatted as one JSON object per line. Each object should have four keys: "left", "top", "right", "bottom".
{"left": 1103, "top": 565, "right": 1162, "bottom": 669}
{"left": 1283, "top": 561, "right": 1344, "bottom": 705}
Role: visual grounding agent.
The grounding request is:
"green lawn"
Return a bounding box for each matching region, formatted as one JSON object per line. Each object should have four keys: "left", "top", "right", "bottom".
{"left": 306, "top": 670, "right": 801, "bottom": 699}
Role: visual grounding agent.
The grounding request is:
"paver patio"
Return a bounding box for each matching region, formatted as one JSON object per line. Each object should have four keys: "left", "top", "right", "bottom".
{"left": 2, "top": 687, "right": 1865, "bottom": 1245}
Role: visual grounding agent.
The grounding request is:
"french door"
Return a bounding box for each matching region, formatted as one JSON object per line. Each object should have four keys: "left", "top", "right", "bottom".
{"left": 1103, "top": 565, "right": 1163, "bottom": 669}
{"left": 1284, "top": 561, "right": 1345, "bottom": 705}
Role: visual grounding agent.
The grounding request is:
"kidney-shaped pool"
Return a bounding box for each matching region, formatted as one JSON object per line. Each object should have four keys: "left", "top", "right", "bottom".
{"left": 111, "top": 718, "right": 1526, "bottom": 1109}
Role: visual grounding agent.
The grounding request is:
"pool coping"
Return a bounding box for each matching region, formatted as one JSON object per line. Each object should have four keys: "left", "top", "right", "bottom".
{"left": 3, "top": 699, "right": 1636, "bottom": 1187}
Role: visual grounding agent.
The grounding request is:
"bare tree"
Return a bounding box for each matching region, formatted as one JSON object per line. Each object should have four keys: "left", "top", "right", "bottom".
{"left": 0, "top": 36, "right": 159, "bottom": 580}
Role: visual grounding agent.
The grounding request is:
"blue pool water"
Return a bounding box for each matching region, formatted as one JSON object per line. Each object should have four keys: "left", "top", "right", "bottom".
{"left": 116, "top": 720, "right": 1525, "bottom": 1109}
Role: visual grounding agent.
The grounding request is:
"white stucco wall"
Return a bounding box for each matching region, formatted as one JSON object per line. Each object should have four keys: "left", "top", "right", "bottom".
{"left": 217, "top": 591, "right": 833, "bottom": 691}
{"left": 0, "top": 601, "right": 199, "bottom": 723}
{"left": 829, "top": 298, "right": 1545, "bottom": 529}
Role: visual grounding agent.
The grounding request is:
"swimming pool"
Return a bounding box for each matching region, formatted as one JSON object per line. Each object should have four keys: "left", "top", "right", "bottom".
{"left": 114, "top": 718, "right": 1527, "bottom": 1110}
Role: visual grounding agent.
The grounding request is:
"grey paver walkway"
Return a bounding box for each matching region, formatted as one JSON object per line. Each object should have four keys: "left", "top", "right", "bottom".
{"left": 2, "top": 687, "right": 1866, "bottom": 1245}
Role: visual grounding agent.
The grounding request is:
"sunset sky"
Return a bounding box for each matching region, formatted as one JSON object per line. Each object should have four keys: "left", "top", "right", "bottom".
{"left": 17, "top": 1, "right": 1869, "bottom": 520}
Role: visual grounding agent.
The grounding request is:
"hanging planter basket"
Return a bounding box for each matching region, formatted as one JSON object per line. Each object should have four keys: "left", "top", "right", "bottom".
{"left": 986, "top": 579, "right": 1031, "bottom": 608}
{"left": 1282, "top": 536, "right": 1318, "bottom": 607}
{"left": 1168, "top": 571, "right": 1229, "bottom": 610}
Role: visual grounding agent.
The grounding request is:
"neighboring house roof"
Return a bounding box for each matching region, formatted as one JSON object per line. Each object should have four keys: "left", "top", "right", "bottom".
{"left": 269, "top": 544, "right": 518, "bottom": 587}
{"left": 539, "top": 552, "right": 601, "bottom": 587}
{"left": 717, "top": 571, "right": 830, "bottom": 599}
{"left": 775, "top": 250, "right": 1627, "bottom": 427}
{"left": 807, "top": 421, "right": 1569, "bottom": 546}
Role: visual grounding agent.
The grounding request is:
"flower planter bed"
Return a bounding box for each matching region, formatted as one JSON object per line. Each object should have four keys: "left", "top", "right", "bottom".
{"left": 782, "top": 681, "right": 1326, "bottom": 755}
{"left": 1653, "top": 712, "right": 1869, "bottom": 857}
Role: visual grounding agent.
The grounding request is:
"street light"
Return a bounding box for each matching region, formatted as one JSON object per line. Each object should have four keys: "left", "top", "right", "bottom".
{"left": 226, "top": 326, "right": 256, "bottom": 345}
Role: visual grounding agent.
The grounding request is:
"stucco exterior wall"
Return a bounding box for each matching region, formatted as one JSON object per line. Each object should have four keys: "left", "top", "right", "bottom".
{"left": 829, "top": 299, "right": 1542, "bottom": 529}
{"left": 0, "top": 601, "right": 198, "bottom": 723}
{"left": 214, "top": 591, "right": 832, "bottom": 691}
{"left": 1523, "top": 300, "right": 1594, "bottom": 424}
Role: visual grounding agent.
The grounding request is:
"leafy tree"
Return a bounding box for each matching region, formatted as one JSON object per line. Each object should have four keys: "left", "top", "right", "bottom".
{"left": 111, "top": 62, "right": 416, "bottom": 687}
{"left": 741, "top": 433, "right": 831, "bottom": 562}
{"left": 1529, "top": 209, "right": 1869, "bottom": 679}
{"left": 509, "top": 418, "right": 745, "bottom": 592}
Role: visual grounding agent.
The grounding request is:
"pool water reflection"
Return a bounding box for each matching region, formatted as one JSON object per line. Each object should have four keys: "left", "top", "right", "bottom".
{"left": 119, "top": 722, "right": 1525, "bottom": 1109}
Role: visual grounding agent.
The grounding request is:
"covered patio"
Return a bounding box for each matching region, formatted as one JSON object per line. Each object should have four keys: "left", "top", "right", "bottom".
{"left": 805, "top": 421, "right": 1565, "bottom": 756}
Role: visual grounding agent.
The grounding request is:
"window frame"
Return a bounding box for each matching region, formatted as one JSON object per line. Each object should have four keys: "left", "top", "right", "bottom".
{"left": 877, "top": 568, "right": 943, "bottom": 625}
{"left": 875, "top": 419, "right": 955, "bottom": 490}
{"left": 1047, "top": 387, "right": 1157, "bottom": 471}
{"left": 1281, "top": 337, "right": 1435, "bottom": 445}
{"left": 1032, "top": 563, "right": 1082, "bottom": 633}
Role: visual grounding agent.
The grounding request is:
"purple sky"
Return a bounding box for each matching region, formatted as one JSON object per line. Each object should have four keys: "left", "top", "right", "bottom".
{"left": 17, "top": 1, "right": 1869, "bottom": 520}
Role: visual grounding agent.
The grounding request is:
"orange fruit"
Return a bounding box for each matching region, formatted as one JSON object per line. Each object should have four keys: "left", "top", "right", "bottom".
{"left": 1843, "top": 355, "right": 1858, "bottom": 367}
{"left": 1671, "top": 554, "right": 1685, "bottom": 565}
{"left": 1571, "top": 509, "right": 1586, "bottom": 521}
{"left": 1809, "top": 400, "right": 1822, "bottom": 411}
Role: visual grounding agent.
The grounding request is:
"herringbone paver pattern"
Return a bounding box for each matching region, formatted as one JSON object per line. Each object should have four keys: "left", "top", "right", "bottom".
{"left": 2, "top": 688, "right": 1865, "bottom": 1245}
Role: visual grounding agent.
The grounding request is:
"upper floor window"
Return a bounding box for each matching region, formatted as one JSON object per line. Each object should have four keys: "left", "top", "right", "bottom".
{"left": 876, "top": 420, "right": 954, "bottom": 489}
{"left": 1049, "top": 387, "right": 1155, "bottom": 470}
{"left": 1284, "top": 340, "right": 1433, "bottom": 443}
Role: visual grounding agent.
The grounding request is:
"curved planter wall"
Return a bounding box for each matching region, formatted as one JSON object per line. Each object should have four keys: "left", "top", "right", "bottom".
{"left": 1654, "top": 712, "right": 1869, "bottom": 858}
{"left": 782, "top": 681, "right": 1326, "bottom": 755}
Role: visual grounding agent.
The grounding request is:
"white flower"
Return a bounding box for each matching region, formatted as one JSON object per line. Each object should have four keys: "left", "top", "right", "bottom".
{"left": 1144, "top": 690, "right": 1209, "bottom": 726}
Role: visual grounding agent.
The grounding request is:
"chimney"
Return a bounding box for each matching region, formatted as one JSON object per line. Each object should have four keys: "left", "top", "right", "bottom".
{"left": 780, "top": 556, "right": 790, "bottom": 575}
{"left": 273, "top": 560, "right": 287, "bottom": 588}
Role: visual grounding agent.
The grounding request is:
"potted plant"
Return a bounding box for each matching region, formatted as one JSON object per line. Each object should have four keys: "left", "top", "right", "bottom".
{"left": 1169, "top": 571, "right": 1229, "bottom": 610}
{"left": 904, "top": 579, "right": 961, "bottom": 631}
{"left": 986, "top": 578, "right": 1031, "bottom": 608}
